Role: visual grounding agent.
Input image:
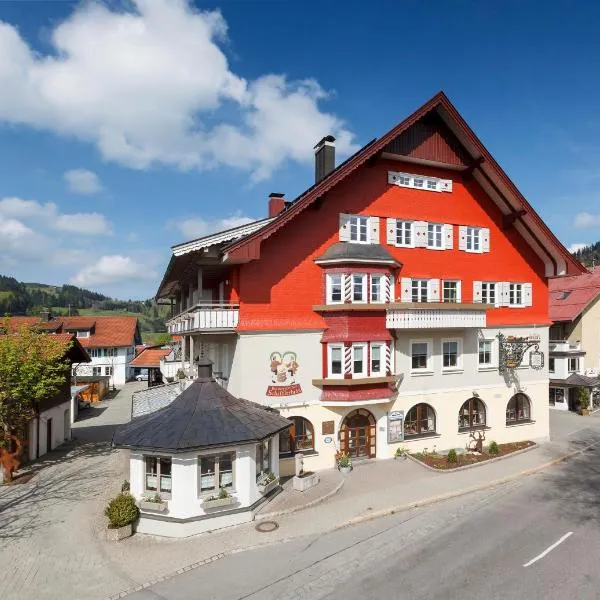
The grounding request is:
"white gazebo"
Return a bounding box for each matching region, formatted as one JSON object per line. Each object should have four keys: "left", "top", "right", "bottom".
{"left": 113, "top": 360, "right": 291, "bottom": 538}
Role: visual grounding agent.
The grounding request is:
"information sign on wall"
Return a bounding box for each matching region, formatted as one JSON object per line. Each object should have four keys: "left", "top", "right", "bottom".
{"left": 387, "top": 410, "right": 404, "bottom": 443}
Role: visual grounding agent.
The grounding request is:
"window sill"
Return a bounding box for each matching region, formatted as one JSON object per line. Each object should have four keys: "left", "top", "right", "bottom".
{"left": 404, "top": 432, "right": 441, "bottom": 441}
{"left": 410, "top": 370, "right": 434, "bottom": 377}
{"left": 442, "top": 368, "right": 464, "bottom": 375}
{"left": 477, "top": 366, "right": 497, "bottom": 372}
{"left": 457, "top": 425, "right": 491, "bottom": 435}
{"left": 506, "top": 420, "right": 535, "bottom": 428}
{"left": 198, "top": 489, "right": 237, "bottom": 500}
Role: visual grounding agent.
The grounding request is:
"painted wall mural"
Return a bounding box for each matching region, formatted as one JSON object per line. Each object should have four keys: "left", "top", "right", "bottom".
{"left": 266, "top": 351, "right": 302, "bottom": 396}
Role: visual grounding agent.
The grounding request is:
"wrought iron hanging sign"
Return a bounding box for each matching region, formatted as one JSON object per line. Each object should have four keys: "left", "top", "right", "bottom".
{"left": 498, "top": 333, "right": 544, "bottom": 373}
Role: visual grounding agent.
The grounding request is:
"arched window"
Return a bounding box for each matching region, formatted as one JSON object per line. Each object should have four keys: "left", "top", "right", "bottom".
{"left": 506, "top": 393, "right": 531, "bottom": 425}
{"left": 279, "top": 417, "right": 314, "bottom": 454}
{"left": 404, "top": 404, "right": 436, "bottom": 437}
{"left": 458, "top": 397, "right": 487, "bottom": 431}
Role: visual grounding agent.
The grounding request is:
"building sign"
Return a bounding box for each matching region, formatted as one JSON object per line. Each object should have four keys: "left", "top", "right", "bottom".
{"left": 266, "top": 351, "right": 302, "bottom": 396}
{"left": 529, "top": 350, "right": 544, "bottom": 370}
{"left": 387, "top": 410, "right": 404, "bottom": 443}
{"left": 322, "top": 420, "right": 335, "bottom": 435}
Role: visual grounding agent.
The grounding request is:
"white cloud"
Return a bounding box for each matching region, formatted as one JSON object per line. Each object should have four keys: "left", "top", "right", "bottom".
{"left": 574, "top": 212, "right": 600, "bottom": 229}
{"left": 54, "top": 212, "right": 113, "bottom": 235}
{"left": 71, "top": 255, "right": 157, "bottom": 286}
{"left": 0, "top": 0, "right": 357, "bottom": 181}
{"left": 0, "top": 196, "right": 57, "bottom": 219}
{"left": 170, "top": 211, "right": 255, "bottom": 240}
{"left": 568, "top": 242, "right": 589, "bottom": 253}
{"left": 64, "top": 169, "right": 102, "bottom": 194}
{"left": 0, "top": 215, "right": 50, "bottom": 262}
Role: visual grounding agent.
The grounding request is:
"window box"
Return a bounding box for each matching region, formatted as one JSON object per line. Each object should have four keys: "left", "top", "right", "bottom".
{"left": 257, "top": 477, "right": 280, "bottom": 495}
{"left": 139, "top": 499, "right": 169, "bottom": 513}
{"left": 202, "top": 495, "right": 235, "bottom": 510}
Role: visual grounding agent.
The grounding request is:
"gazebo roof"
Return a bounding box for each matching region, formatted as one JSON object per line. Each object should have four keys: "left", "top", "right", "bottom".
{"left": 113, "top": 378, "right": 291, "bottom": 452}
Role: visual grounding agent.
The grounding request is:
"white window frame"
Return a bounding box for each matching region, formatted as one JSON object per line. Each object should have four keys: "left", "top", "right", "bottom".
{"left": 351, "top": 273, "right": 367, "bottom": 303}
{"left": 144, "top": 455, "right": 172, "bottom": 498}
{"left": 349, "top": 215, "right": 370, "bottom": 244}
{"left": 410, "top": 339, "right": 433, "bottom": 374}
{"left": 465, "top": 227, "right": 483, "bottom": 253}
{"left": 104, "top": 366, "right": 113, "bottom": 376}
{"left": 478, "top": 339, "right": 495, "bottom": 370}
{"left": 395, "top": 220, "right": 414, "bottom": 247}
{"left": 389, "top": 171, "right": 452, "bottom": 192}
{"left": 481, "top": 282, "right": 497, "bottom": 306}
{"left": 442, "top": 280, "right": 461, "bottom": 303}
{"left": 76, "top": 330, "right": 90, "bottom": 338}
{"left": 92, "top": 366, "right": 101, "bottom": 376}
{"left": 199, "top": 452, "right": 235, "bottom": 496}
{"left": 370, "top": 343, "right": 385, "bottom": 377}
{"left": 427, "top": 223, "right": 445, "bottom": 250}
{"left": 327, "top": 344, "right": 344, "bottom": 379}
{"left": 351, "top": 343, "right": 367, "bottom": 377}
{"left": 568, "top": 357, "right": 579, "bottom": 373}
{"left": 256, "top": 439, "right": 272, "bottom": 479}
{"left": 509, "top": 283, "right": 524, "bottom": 307}
{"left": 370, "top": 274, "right": 385, "bottom": 304}
{"left": 411, "top": 279, "right": 429, "bottom": 303}
{"left": 326, "top": 273, "right": 344, "bottom": 305}
{"left": 442, "top": 338, "right": 463, "bottom": 372}
{"left": 548, "top": 357, "right": 555, "bottom": 373}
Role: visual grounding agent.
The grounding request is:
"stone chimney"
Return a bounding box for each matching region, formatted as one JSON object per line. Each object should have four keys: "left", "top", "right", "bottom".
{"left": 268, "top": 192, "right": 286, "bottom": 217}
{"left": 314, "top": 135, "right": 336, "bottom": 183}
{"left": 40, "top": 309, "right": 51, "bottom": 322}
{"left": 196, "top": 356, "right": 213, "bottom": 380}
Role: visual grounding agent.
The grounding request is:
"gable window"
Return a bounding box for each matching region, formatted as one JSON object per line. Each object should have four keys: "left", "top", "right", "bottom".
{"left": 427, "top": 223, "right": 444, "bottom": 249}
{"left": 478, "top": 340, "right": 493, "bottom": 367}
{"left": 280, "top": 417, "right": 314, "bottom": 454}
{"left": 458, "top": 398, "right": 486, "bottom": 431}
{"left": 509, "top": 283, "right": 523, "bottom": 306}
{"left": 411, "top": 340, "right": 431, "bottom": 371}
{"left": 466, "top": 227, "right": 482, "bottom": 252}
{"left": 370, "top": 343, "right": 384, "bottom": 376}
{"left": 349, "top": 216, "right": 369, "bottom": 243}
{"left": 145, "top": 456, "right": 172, "bottom": 495}
{"left": 426, "top": 179, "right": 438, "bottom": 191}
{"left": 398, "top": 174, "right": 411, "bottom": 186}
{"left": 396, "top": 220, "right": 413, "bottom": 247}
{"left": 413, "top": 177, "right": 424, "bottom": 189}
{"left": 481, "top": 282, "right": 496, "bottom": 305}
{"left": 442, "top": 280, "right": 460, "bottom": 303}
{"left": 404, "top": 404, "right": 436, "bottom": 437}
{"left": 352, "top": 344, "right": 366, "bottom": 376}
{"left": 200, "top": 453, "right": 234, "bottom": 493}
{"left": 442, "top": 339, "right": 461, "bottom": 370}
{"left": 506, "top": 393, "right": 531, "bottom": 425}
{"left": 352, "top": 274, "right": 367, "bottom": 303}
{"left": 568, "top": 357, "right": 579, "bottom": 373}
{"left": 411, "top": 279, "right": 429, "bottom": 303}
{"left": 328, "top": 344, "right": 344, "bottom": 378}
{"left": 370, "top": 274, "right": 384, "bottom": 303}
{"left": 326, "top": 273, "right": 343, "bottom": 304}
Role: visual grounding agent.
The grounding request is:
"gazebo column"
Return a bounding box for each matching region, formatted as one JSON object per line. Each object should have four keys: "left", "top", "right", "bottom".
{"left": 169, "top": 453, "right": 197, "bottom": 519}
{"left": 236, "top": 445, "right": 259, "bottom": 506}
{"left": 130, "top": 452, "right": 145, "bottom": 499}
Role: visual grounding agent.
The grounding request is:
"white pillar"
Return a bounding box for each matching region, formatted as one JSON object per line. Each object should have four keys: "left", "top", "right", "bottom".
{"left": 190, "top": 336, "right": 195, "bottom": 368}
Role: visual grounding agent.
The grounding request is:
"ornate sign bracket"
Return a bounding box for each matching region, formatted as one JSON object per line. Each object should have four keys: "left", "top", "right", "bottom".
{"left": 498, "top": 333, "right": 544, "bottom": 373}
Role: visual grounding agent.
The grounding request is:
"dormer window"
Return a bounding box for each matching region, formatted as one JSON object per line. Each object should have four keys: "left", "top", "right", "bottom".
{"left": 75, "top": 330, "right": 90, "bottom": 338}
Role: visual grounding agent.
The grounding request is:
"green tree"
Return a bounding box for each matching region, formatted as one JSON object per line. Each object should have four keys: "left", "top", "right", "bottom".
{"left": 0, "top": 320, "right": 71, "bottom": 481}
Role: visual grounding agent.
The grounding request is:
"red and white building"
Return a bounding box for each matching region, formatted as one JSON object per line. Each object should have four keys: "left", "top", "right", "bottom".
{"left": 157, "top": 92, "right": 584, "bottom": 472}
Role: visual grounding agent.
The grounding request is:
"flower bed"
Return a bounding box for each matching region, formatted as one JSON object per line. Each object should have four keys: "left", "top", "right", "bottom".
{"left": 411, "top": 441, "right": 535, "bottom": 470}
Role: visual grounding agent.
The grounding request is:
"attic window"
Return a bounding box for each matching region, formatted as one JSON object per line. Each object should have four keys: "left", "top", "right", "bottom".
{"left": 559, "top": 291, "right": 572, "bottom": 300}
{"left": 75, "top": 330, "right": 90, "bottom": 338}
{"left": 388, "top": 171, "right": 453, "bottom": 193}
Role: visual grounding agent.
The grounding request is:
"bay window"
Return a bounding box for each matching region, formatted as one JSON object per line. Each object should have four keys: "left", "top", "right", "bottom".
{"left": 326, "top": 273, "right": 343, "bottom": 304}
{"left": 328, "top": 344, "right": 344, "bottom": 378}
{"left": 370, "top": 274, "right": 384, "bottom": 303}
{"left": 352, "top": 274, "right": 367, "bottom": 303}
{"left": 352, "top": 344, "right": 366, "bottom": 376}
{"left": 370, "top": 343, "right": 384, "bottom": 376}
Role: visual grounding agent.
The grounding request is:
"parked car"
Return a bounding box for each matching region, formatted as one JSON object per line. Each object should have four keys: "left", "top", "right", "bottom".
{"left": 135, "top": 372, "right": 149, "bottom": 381}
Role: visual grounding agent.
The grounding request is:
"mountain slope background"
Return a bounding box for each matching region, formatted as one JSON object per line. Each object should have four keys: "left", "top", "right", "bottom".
{"left": 572, "top": 242, "right": 600, "bottom": 268}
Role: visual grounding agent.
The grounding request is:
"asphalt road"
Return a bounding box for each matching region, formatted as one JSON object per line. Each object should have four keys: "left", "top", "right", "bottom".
{"left": 131, "top": 444, "right": 600, "bottom": 600}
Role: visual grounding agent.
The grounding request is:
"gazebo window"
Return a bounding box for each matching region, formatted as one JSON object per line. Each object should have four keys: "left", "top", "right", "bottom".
{"left": 145, "top": 457, "right": 172, "bottom": 495}
{"left": 199, "top": 453, "right": 234, "bottom": 493}
{"left": 256, "top": 439, "right": 272, "bottom": 478}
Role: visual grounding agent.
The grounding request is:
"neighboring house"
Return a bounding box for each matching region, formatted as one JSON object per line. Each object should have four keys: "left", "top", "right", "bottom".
{"left": 549, "top": 266, "right": 600, "bottom": 411}
{"left": 130, "top": 346, "right": 172, "bottom": 386}
{"left": 156, "top": 91, "right": 583, "bottom": 473}
{"left": 6, "top": 315, "right": 141, "bottom": 386}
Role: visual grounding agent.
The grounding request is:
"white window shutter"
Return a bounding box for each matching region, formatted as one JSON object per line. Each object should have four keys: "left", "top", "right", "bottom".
{"left": 456, "top": 280, "right": 462, "bottom": 303}
{"left": 473, "top": 281, "right": 483, "bottom": 303}
{"left": 339, "top": 214, "right": 351, "bottom": 242}
{"left": 440, "top": 179, "right": 453, "bottom": 192}
{"left": 370, "top": 216, "right": 380, "bottom": 244}
{"left": 414, "top": 221, "right": 428, "bottom": 247}
{"left": 458, "top": 225, "right": 467, "bottom": 251}
{"left": 429, "top": 279, "right": 440, "bottom": 302}
{"left": 523, "top": 282, "right": 533, "bottom": 307}
{"left": 401, "top": 278, "right": 412, "bottom": 302}
{"left": 445, "top": 224, "right": 454, "bottom": 249}
{"left": 482, "top": 228, "right": 490, "bottom": 252}
{"left": 499, "top": 282, "right": 510, "bottom": 307}
{"left": 386, "top": 218, "right": 397, "bottom": 245}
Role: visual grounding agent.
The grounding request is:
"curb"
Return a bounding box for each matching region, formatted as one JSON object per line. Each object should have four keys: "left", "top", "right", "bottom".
{"left": 406, "top": 442, "right": 538, "bottom": 473}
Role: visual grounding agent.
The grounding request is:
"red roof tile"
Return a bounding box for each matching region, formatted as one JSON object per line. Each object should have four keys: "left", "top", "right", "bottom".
{"left": 549, "top": 266, "right": 600, "bottom": 322}
{"left": 130, "top": 347, "right": 171, "bottom": 367}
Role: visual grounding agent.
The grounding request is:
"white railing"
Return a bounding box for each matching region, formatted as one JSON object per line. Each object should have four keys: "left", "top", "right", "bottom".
{"left": 167, "top": 303, "right": 239, "bottom": 333}
{"left": 549, "top": 340, "right": 581, "bottom": 352}
{"left": 386, "top": 308, "right": 486, "bottom": 329}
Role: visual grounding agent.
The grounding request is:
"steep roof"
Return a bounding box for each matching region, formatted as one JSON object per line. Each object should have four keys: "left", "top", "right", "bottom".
{"left": 223, "top": 92, "right": 584, "bottom": 278}
{"left": 130, "top": 346, "right": 172, "bottom": 368}
{"left": 113, "top": 378, "right": 291, "bottom": 452}
{"left": 549, "top": 266, "right": 600, "bottom": 322}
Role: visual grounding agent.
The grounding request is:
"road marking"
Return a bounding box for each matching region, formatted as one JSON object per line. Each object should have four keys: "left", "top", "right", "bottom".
{"left": 523, "top": 532, "right": 573, "bottom": 567}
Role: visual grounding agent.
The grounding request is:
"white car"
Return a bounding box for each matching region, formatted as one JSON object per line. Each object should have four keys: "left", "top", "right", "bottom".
{"left": 135, "top": 372, "right": 149, "bottom": 381}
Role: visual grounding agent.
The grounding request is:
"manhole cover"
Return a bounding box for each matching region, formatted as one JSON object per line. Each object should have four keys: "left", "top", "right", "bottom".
{"left": 255, "top": 520, "right": 279, "bottom": 533}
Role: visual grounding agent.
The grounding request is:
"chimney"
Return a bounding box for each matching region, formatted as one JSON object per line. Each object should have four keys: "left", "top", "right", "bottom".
{"left": 196, "top": 356, "right": 213, "bottom": 380}
{"left": 268, "top": 192, "right": 286, "bottom": 217}
{"left": 40, "top": 309, "right": 50, "bottom": 322}
{"left": 314, "top": 135, "right": 336, "bottom": 183}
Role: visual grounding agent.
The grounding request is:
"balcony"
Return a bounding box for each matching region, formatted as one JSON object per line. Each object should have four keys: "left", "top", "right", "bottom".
{"left": 549, "top": 340, "right": 583, "bottom": 353}
{"left": 167, "top": 303, "right": 239, "bottom": 334}
{"left": 386, "top": 303, "right": 487, "bottom": 329}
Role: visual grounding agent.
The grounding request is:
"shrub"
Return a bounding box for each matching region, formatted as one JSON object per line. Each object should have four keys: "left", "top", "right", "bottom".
{"left": 395, "top": 447, "right": 407, "bottom": 457}
{"left": 578, "top": 388, "right": 591, "bottom": 411}
{"left": 488, "top": 441, "right": 499, "bottom": 455}
{"left": 104, "top": 493, "right": 139, "bottom": 528}
{"left": 176, "top": 368, "right": 186, "bottom": 380}
{"left": 447, "top": 448, "right": 458, "bottom": 463}
{"left": 337, "top": 453, "right": 352, "bottom": 468}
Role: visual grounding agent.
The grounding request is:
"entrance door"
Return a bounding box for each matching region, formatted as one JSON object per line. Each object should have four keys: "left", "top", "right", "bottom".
{"left": 339, "top": 409, "right": 376, "bottom": 459}
{"left": 46, "top": 419, "right": 52, "bottom": 453}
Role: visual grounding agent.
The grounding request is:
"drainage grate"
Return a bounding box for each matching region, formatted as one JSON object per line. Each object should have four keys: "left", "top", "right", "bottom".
{"left": 255, "top": 520, "right": 279, "bottom": 533}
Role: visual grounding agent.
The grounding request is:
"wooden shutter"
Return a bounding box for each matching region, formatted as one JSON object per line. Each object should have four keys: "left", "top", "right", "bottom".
{"left": 370, "top": 216, "right": 380, "bottom": 244}
{"left": 386, "top": 218, "right": 397, "bottom": 245}
{"left": 429, "top": 279, "right": 440, "bottom": 302}
{"left": 458, "top": 225, "right": 467, "bottom": 251}
{"left": 473, "top": 281, "right": 483, "bottom": 303}
{"left": 339, "top": 214, "right": 351, "bottom": 242}
{"left": 414, "top": 221, "right": 428, "bottom": 247}
{"left": 482, "top": 228, "right": 490, "bottom": 252}
{"left": 523, "top": 283, "right": 533, "bottom": 307}
{"left": 499, "top": 282, "right": 510, "bottom": 307}
{"left": 400, "top": 277, "right": 412, "bottom": 302}
{"left": 440, "top": 179, "right": 453, "bottom": 192}
{"left": 445, "top": 224, "right": 454, "bottom": 249}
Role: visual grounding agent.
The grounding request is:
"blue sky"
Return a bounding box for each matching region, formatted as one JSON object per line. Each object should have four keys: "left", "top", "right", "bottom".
{"left": 1, "top": 0, "right": 599, "bottom": 299}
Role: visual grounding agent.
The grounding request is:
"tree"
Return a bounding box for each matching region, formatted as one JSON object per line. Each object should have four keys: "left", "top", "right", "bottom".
{"left": 0, "top": 320, "right": 71, "bottom": 481}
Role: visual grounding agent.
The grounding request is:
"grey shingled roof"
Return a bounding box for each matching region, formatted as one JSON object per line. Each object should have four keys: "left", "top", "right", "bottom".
{"left": 551, "top": 373, "right": 600, "bottom": 388}
{"left": 113, "top": 379, "right": 291, "bottom": 452}
{"left": 314, "top": 242, "right": 400, "bottom": 265}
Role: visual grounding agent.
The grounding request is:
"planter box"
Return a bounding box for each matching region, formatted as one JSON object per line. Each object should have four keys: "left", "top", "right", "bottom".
{"left": 581, "top": 409, "right": 590, "bottom": 416}
{"left": 202, "top": 496, "right": 235, "bottom": 509}
{"left": 339, "top": 466, "right": 352, "bottom": 475}
{"left": 292, "top": 472, "right": 320, "bottom": 492}
{"left": 106, "top": 523, "right": 132, "bottom": 541}
{"left": 257, "top": 478, "right": 279, "bottom": 495}
{"left": 139, "top": 500, "right": 168, "bottom": 513}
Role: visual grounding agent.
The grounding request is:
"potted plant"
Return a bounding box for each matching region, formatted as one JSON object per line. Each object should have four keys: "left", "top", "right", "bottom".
{"left": 579, "top": 388, "right": 591, "bottom": 416}
{"left": 336, "top": 452, "right": 352, "bottom": 474}
{"left": 202, "top": 487, "right": 235, "bottom": 509}
{"left": 104, "top": 493, "right": 139, "bottom": 541}
{"left": 394, "top": 447, "right": 408, "bottom": 460}
{"left": 139, "top": 492, "right": 169, "bottom": 512}
{"left": 176, "top": 368, "right": 186, "bottom": 380}
{"left": 256, "top": 471, "right": 279, "bottom": 494}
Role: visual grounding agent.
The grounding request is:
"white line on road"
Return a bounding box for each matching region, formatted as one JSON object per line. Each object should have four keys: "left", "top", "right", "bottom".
{"left": 523, "top": 532, "right": 573, "bottom": 567}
